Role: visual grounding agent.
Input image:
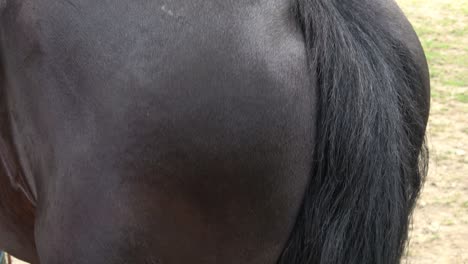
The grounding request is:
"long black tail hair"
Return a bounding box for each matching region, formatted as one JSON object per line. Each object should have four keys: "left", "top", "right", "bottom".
{"left": 278, "top": 0, "right": 429, "bottom": 263}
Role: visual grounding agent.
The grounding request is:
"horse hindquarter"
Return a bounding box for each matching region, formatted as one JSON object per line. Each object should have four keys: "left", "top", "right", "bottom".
{"left": 1, "top": 0, "right": 315, "bottom": 263}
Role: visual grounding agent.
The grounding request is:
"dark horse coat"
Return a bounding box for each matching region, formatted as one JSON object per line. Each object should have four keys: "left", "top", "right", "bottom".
{"left": 0, "top": 0, "right": 429, "bottom": 263}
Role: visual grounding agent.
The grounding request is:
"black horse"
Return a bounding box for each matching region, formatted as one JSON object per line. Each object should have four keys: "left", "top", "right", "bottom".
{"left": 0, "top": 0, "right": 429, "bottom": 263}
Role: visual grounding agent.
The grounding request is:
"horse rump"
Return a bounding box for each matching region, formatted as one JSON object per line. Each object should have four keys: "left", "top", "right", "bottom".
{"left": 278, "top": 0, "right": 430, "bottom": 263}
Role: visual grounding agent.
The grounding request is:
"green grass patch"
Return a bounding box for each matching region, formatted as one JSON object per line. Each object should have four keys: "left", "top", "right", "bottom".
{"left": 455, "top": 93, "right": 467, "bottom": 103}
{"left": 462, "top": 201, "right": 468, "bottom": 209}
{"left": 443, "top": 79, "right": 467, "bottom": 88}
{"left": 399, "top": 0, "right": 467, "bottom": 92}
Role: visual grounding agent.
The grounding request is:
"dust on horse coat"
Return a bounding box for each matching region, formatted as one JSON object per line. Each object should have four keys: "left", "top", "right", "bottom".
{"left": 0, "top": 0, "right": 429, "bottom": 263}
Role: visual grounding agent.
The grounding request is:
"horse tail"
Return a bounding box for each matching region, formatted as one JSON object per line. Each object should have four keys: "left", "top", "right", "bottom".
{"left": 278, "top": 0, "right": 429, "bottom": 263}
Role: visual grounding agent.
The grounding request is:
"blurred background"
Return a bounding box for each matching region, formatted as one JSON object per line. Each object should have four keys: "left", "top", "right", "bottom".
{"left": 396, "top": 0, "right": 468, "bottom": 263}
